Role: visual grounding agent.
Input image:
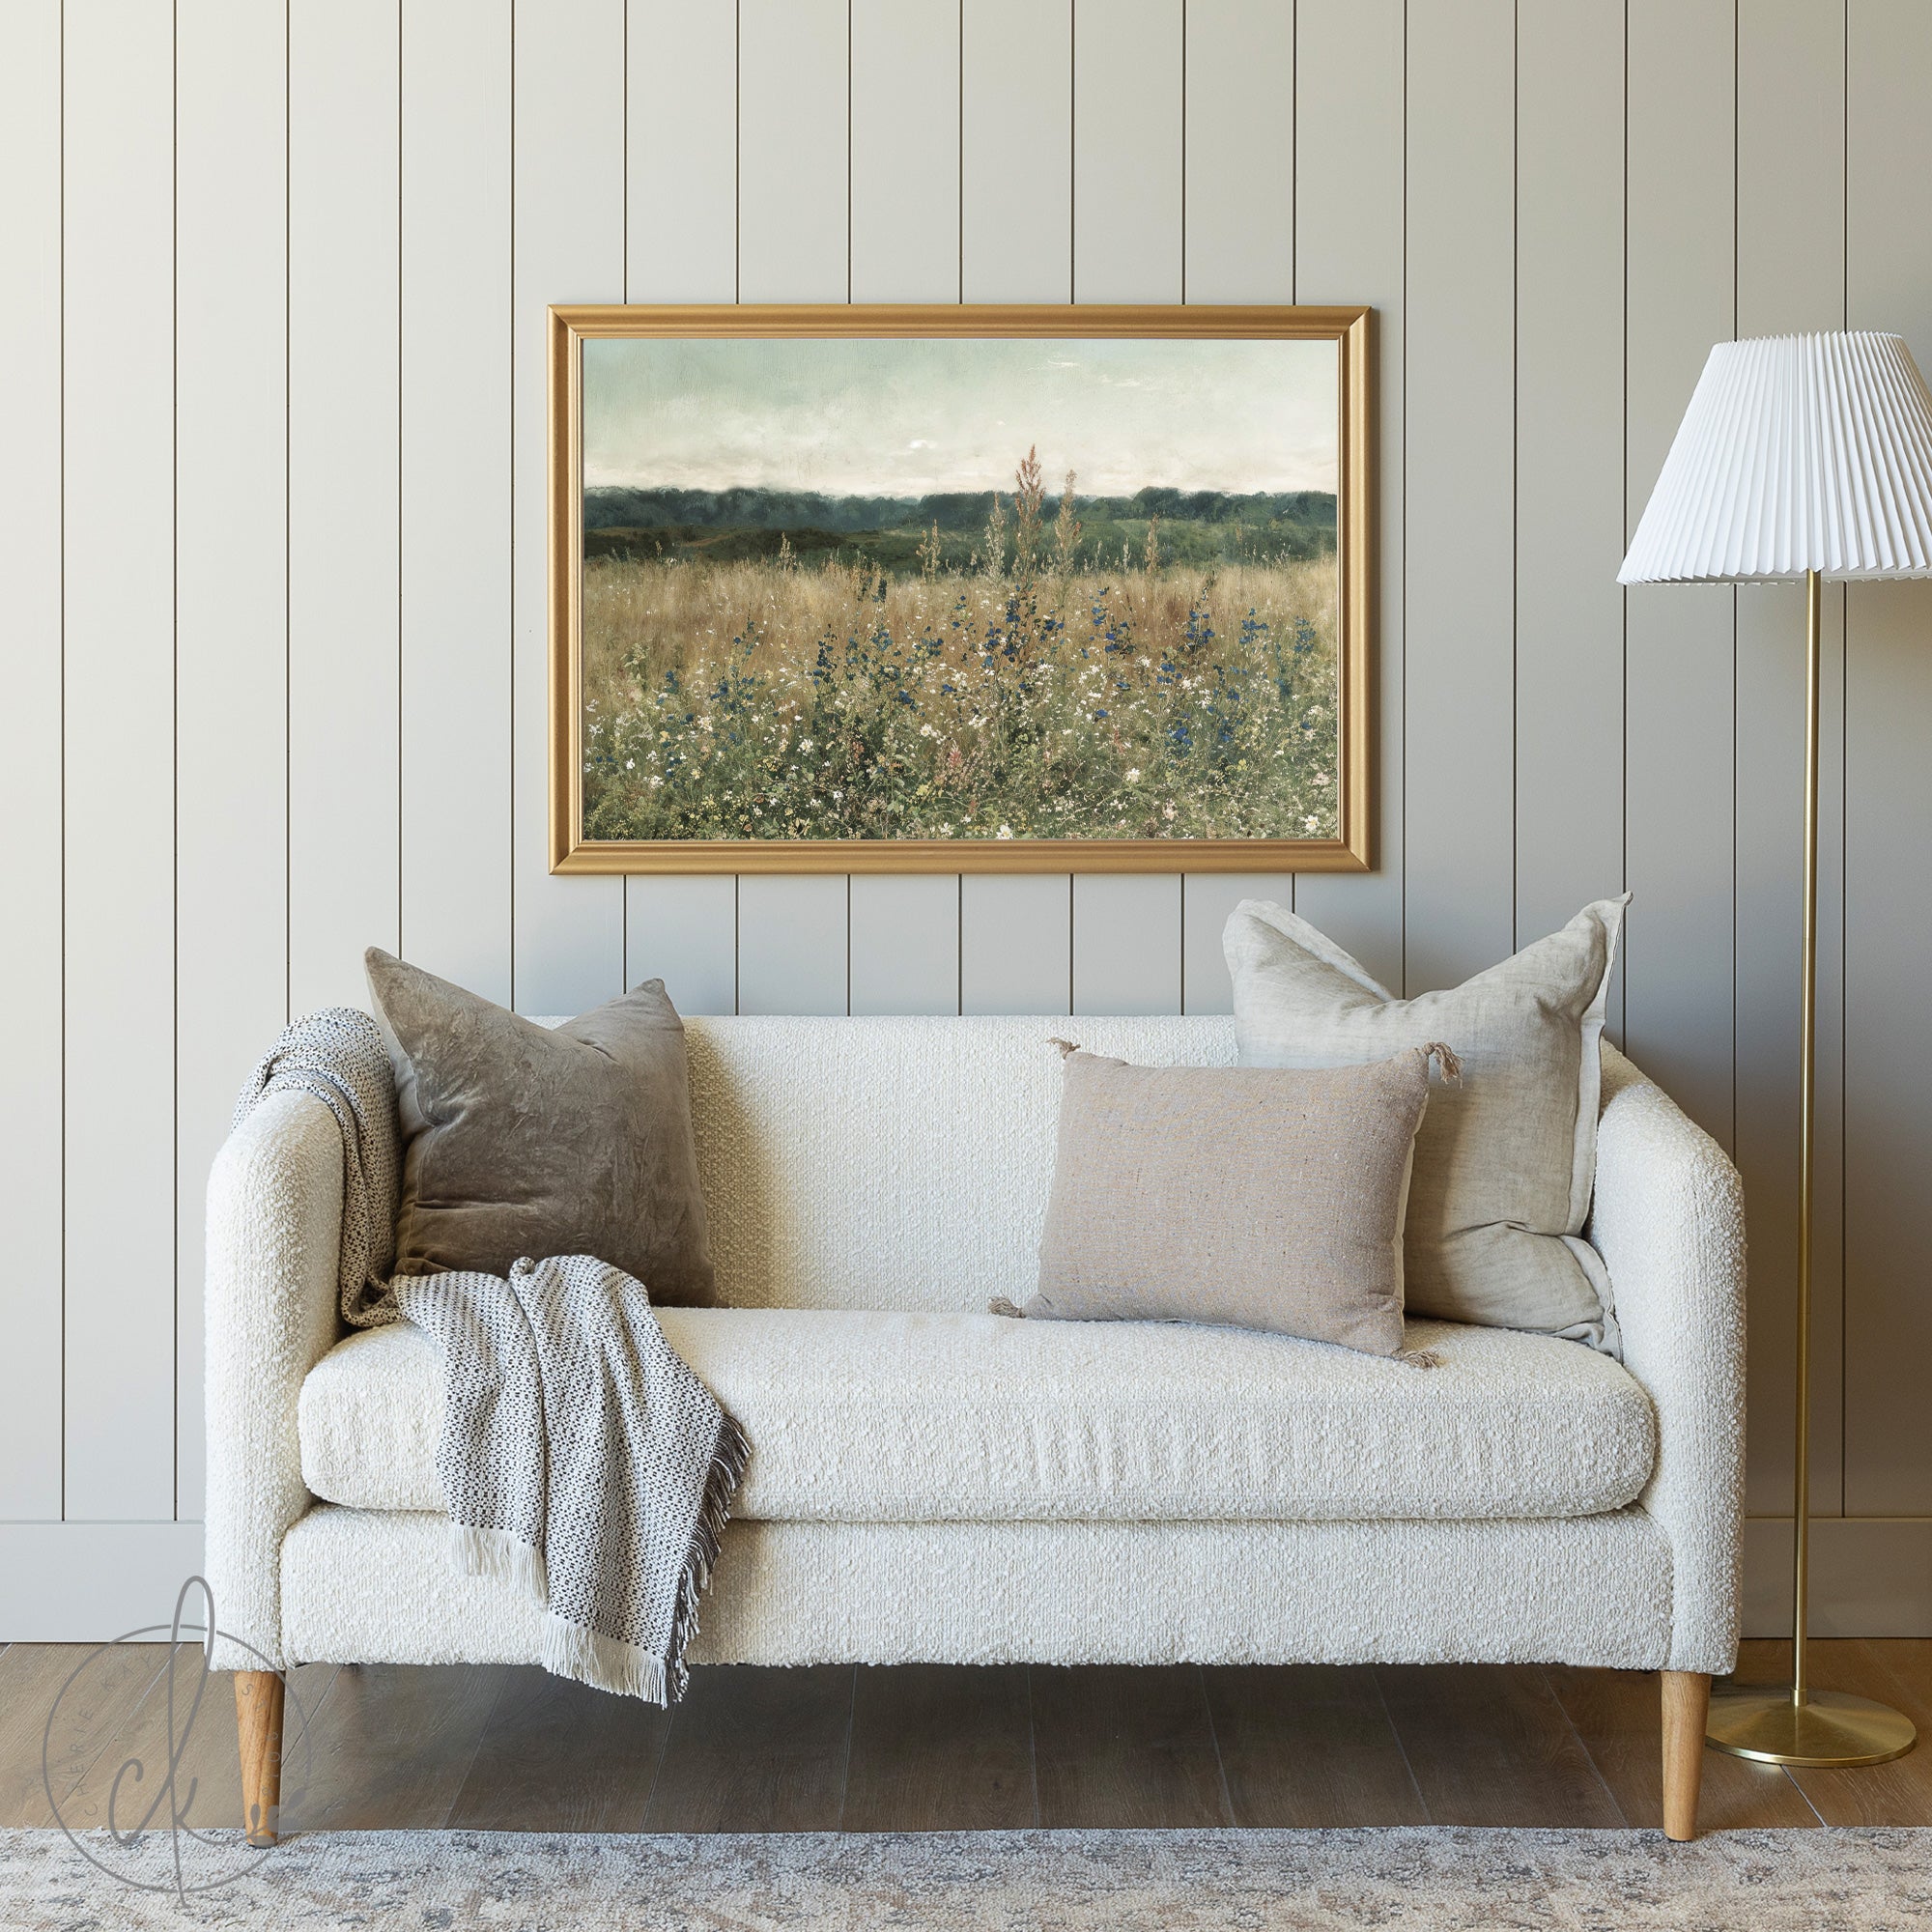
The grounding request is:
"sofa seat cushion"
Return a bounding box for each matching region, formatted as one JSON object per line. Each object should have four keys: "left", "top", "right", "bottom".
{"left": 298, "top": 1309, "right": 1655, "bottom": 1524}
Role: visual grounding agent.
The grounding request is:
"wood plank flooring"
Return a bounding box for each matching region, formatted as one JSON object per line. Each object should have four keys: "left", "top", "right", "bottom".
{"left": 0, "top": 1641, "right": 1925, "bottom": 1833}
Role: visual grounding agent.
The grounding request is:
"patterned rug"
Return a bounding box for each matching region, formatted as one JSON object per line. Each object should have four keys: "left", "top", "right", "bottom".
{"left": 4, "top": 1825, "right": 1930, "bottom": 1929}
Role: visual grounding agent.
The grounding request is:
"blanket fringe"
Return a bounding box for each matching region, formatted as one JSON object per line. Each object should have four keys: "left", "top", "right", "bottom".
{"left": 661, "top": 1408, "right": 753, "bottom": 1703}
{"left": 541, "top": 1616, "right": 669, "bottom": 1704}
{"left": 449, "top": 1521, "right": 548, "bottom": 1599}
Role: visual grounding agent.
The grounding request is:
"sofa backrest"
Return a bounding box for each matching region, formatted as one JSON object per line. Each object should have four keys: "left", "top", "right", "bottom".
{"left": 679, "top": 1013, "right": 1236, "bottom": 1311}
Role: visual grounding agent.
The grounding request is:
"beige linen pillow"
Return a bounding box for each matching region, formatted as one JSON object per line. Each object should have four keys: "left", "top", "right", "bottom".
{"left": 1223, "top": 897, "right": 1627, "bottom": 1349}
{"left": 1011, "top": 1045, "right": 1449, "bottom": 1357}
{"left": 365, "top": 950, "right": 715, "bottom": 1304}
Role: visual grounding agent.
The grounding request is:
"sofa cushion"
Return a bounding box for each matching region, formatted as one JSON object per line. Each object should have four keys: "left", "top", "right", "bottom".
{"left": 298, "top": 1311, "right": 1656, "bottom": 1524}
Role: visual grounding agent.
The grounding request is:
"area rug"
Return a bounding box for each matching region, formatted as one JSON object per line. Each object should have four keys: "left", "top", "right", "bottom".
{"left": 3, "top": 1826, "right": 1929, "bottom": 1930}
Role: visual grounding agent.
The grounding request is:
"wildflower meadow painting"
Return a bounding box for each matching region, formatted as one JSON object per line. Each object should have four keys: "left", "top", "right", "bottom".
{"left": 549, "top": 305, "right": 1372, "bottom": 872}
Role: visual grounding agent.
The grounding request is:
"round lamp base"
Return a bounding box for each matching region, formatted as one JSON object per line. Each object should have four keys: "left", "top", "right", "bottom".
{"left": 1706, "top": 1685, "right": 1917, "bottom": 1768}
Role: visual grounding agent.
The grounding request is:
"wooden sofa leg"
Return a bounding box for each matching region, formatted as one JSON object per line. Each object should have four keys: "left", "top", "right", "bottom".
{"left": 1662, "top": 1670, "right": 1711, "bottom": 1841}
{"left": 235, "top": 1670, "right": 285, "bottom": 1846}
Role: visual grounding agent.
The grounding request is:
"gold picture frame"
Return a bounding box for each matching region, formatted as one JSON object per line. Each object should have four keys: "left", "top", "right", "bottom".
{"left": 550, "top": 303, "right": 1374, "bottom": 874}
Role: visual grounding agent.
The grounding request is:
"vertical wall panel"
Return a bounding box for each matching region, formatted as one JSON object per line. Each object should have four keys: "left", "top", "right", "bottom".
{"left": 1179, "top": 0, "right": 1293, "bottom": 1006}
{"left": 1734, "top": 0, "right": 1849, "bottom": 1518}
{"left": 1072, "top": 0, "right": 1182, "bottom": 305}
{"left": 627, "top": 0, "right": 737, "bottom": 300}
{"left": 1073, "top": 875, "right": 1181, "bottom": 1014}
{"left": 402, "top": 0, "right": 512, "bottom": 1007}
{"left": 1845, "top": 0, "right": 1932, "bottom": 1517}
{"left": 0, "top": 0, "right": 65, "bottom": 1519}
{"left": 962, "top": 0, "right": 1071, "bottom": 303}
{"left": 1514, "top": 1, "right": 1625, "bottom": 962}
{"left": 738, "top": 876, "right": 849, "bottom": 1014}
{"left": 1069, "top": 0, "right": 1183, "bottom": 1013}
{"left": 961, "top": 875, "right": 1071, "bottom": 1013}
{"left": 850, "top": 876, "right": 960, "bottom": 1014}
{"left": 288, "top": 0, "right": 400, "bottom": 1018}
{"left": 627, "top": 876, "right": 737, "bottom": 1013}
{"left": 738, "top": 0, "right": 848, "bottom": 303}
{"left": 1183, "top": 0, "right": 1293, "bottom": 304}
{"left": 62, "top": 0, "right": 176, "bottom": 1520}
{"left": 848, "top": 0, "right": 964, "bottom": 1009}
{"left": 958, "top": 0, "right": 1075, "bottom": 1009}
{"left": 733, "top": 0, "right": 853, "bottom": 1005}
{"left": 625, "top": 0, "right": 740, "bottom": 1008}
{"left": 1624, "top": 0, "right": 1736, "bottom": 1150}
{"left": 175, "top": 0, "right": 289, "bottom": 1520}
{"left": 512, "top": 0, "right": 627, "bottom": 1016}
{"left": 1291, "top": 0, "right": 1405, "bottom": 996}
{"left": 1181, "top": 873, "right": 1295, "bottom": 1015}
{"left": 852, "top": 0, "right": 960, "bottom": 302}
{"left": 1401, "top": 0, "right": 1515, "bottom": 994}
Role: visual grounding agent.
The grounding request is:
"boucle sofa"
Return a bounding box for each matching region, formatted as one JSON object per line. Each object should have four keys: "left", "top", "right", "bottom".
{"left": 205, "top": 1014, "right": 1745, "bottom": 1841}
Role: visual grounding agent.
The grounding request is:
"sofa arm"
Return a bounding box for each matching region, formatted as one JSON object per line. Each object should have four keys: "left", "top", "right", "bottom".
{"left": 204, "top": 1090, "right": 345, "bottom": 1670}
{"left": 1590, "top": 1043, "right": 1747, "bottom": 1675}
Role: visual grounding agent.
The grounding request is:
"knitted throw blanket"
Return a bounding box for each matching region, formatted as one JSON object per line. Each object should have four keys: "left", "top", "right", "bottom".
{"left": 234, "top": 1009, "right": 749, "bottom": 1703}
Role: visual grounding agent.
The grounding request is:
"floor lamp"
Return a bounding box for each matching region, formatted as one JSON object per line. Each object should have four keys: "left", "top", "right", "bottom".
{"left": 1621, "top": 330, "right": 1932, "bottom": 1768}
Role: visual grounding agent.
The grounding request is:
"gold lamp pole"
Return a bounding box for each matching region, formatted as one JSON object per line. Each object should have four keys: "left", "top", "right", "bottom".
{"left": 1620, "top": 332, "right": 1932, "bottom": 1771}
{"left": 1702, "top": 567, "right": 1913, "bottom": 1767}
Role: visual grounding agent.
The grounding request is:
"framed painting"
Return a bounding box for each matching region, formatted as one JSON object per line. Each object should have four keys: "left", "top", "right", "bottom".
{"left": 549, "top": 303, "right": 1374, "bottom": 873}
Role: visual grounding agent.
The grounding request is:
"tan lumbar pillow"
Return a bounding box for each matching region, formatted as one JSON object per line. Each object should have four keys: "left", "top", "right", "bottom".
{"left": 1224, "top": 897, "right": 1627, "bottom": 1350}
{"left": 1009, "top": 1044, "right": 1452, "bottom": 1357}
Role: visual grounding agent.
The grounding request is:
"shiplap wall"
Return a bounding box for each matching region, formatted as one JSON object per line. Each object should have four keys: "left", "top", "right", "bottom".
{"left": 4, "top": 0, "right": 1931, "bottom": 1636}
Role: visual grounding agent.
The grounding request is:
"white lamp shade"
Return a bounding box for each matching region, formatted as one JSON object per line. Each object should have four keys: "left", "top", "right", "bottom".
{"left": 1619, "top": 331, "right": 1932, "bottom": 583}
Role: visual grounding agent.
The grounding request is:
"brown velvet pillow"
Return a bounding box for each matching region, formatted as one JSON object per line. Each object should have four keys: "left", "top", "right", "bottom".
{"left": 364, "top": 949, "right": 715, "bottom": 1303}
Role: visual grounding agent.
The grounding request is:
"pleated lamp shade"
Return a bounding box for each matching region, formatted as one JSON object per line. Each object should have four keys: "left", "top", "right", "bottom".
{"left": 1619, "top": 331, "right": 1932, "bottom": 583}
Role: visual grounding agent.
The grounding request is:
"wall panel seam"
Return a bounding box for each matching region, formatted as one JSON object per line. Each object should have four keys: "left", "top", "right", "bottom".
{"left": 59, "top": 0, "right": 69, "bottom": 1522}
{"left": 734, "top": 0, "right": 741, "bottom": 304}
{"left": 1619, "top": 0, "right": 1628, "bottom": 951}
{"left": 1400, "top": 0, "right": 1408, "bottom": 997}
{"left": 396, "top": 0, "right": 405, "bottom": 967}
{"left": 508, "top": 0, "right": 517, "bottom": 1011}
{"left": 171, "top": 0, "right": 181, "bottom": 1520}
{"left": 1510, "top": 0, "right": 1519, "bottom": 955}
{"left": 284, "top": 0, "right": 293, "bottom": 1028}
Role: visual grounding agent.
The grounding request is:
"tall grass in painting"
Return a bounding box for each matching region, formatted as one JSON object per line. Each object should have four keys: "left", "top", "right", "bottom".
{"left": 582, "top": 461, "right": 1340, "bottom": 844}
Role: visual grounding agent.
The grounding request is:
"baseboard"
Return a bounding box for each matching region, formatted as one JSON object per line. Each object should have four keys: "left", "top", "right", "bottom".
{"left": 1743, "top": 1517, "right": 1932, "bottom": 1637}
{"left": 3, "top": 1518, "right": 1925, "bottom": 1642}
{"left": 0, "top": 1522, "right": 207, "bottom": 1641}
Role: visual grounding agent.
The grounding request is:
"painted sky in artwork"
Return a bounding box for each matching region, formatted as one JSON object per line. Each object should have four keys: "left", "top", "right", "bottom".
{"left": 582, "top": 334, "right": 1339, "bottom": 497}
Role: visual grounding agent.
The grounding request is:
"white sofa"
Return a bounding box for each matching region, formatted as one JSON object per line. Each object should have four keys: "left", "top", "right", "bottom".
{"left": 205, "top": 1014, "right": 1746, "bottom": 1840}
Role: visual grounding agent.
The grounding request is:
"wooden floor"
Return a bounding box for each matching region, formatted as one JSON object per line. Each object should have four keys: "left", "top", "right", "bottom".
{"left": 2, "top": 1640, "right": 1928, "bottom": 1836}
